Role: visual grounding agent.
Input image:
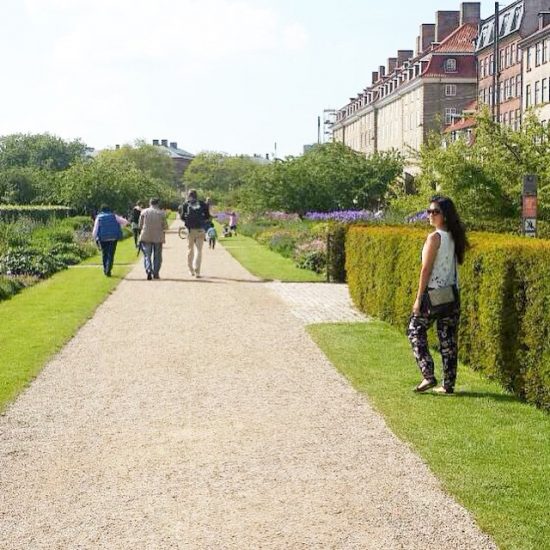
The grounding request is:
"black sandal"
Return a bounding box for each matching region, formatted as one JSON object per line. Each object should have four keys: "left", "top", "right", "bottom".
{"left": 414, "top": 378, "right": 437, "bottom": 392}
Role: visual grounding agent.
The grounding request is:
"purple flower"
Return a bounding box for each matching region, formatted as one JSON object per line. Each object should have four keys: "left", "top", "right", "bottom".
{"left": 305, "top": 210, "right": 379, "bottom": 223}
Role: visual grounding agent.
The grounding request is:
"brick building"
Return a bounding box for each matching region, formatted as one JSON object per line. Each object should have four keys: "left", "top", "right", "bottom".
{"left": 332, "top": 3, "right": 480, "bottom": 173}
{"left": 519, "top": 11, "right": 550, "bottom": 121}
{"left": 476, "top": 0, "right": 550, "bottom": 129}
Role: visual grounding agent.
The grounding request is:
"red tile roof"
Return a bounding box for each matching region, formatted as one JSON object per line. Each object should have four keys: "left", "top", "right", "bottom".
{"left": 444, "top": 117, "right": 477, "bottom": 133}
{"left": 435, "top": 23, "right": 478, "bottom": 53}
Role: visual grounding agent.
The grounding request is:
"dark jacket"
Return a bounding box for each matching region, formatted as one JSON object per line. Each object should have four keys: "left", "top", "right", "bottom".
{"left": 181, "top": 200, "right": 210, "bottom": 230}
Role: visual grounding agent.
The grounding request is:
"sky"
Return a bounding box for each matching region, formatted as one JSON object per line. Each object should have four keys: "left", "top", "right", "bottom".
{"left": 0, "top": 0, "right": 496, "bottom": 158}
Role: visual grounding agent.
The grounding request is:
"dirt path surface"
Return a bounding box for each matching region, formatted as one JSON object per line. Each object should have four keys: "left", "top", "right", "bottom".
{"left": 0, "top": 224, "right": 495, "bottom": 549}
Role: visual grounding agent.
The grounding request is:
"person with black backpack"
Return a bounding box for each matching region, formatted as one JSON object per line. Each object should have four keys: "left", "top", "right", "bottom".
{"left": 180, "top": 189, "right": 211, "bottom": 278}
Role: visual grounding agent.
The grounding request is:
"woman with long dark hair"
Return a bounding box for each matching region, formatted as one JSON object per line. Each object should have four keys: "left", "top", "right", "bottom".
{"left": 407, "top": 196, "right": 468, "bottom": 394}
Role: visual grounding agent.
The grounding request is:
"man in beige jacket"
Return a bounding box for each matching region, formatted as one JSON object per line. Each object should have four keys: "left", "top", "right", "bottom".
{"left": 138, "top": 198, "right": 168, "bottom": 280}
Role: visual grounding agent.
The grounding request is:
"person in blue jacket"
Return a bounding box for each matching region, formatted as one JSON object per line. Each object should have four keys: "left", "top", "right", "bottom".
{"left": 92, "top": 205, "right": 128, "bottom": 276}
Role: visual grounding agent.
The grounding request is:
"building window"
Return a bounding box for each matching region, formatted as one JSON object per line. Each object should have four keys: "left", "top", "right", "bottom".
{"left": 543, "top": 78, "right": 548, "bottom": 103}
{"left": 504, "top": 112, "right": 509, "bottom": 126}
{"left": 445, "top": 58, "right": 457, "bottom": 72}
{"left": 445, "top": 84, "right": 457, "bottom": 96}
{"left": 504, "top": 79, "right": 510, "bottom": 101}
{"left": 500, "top": 49, "right": 505, "bottom": 70}
{"left": 544, "top": 40, "right": 549, "bottom": 64}
{"left": 535, "top": 80, "right": 541, "bottom": 104}
{"left": 510, "top": 76, "right": 515, "bottom": 98}
{"left": 444, "top": 108, "right": 457, "bottom": 125}
{"left": 511, "top": 43, "right": 516, "bottom": 65}
{"left": 489, "top": 54, "right": 494, "bottom": 75}
{"left": 527, "top": 47, "right": 532, "bottom": 70}
{"left": 526, "top": 84, "right": 532, "bottom": 108}
{"left": 505, "top": 46, "right": 511, "bottom": 67}
{"left": 516, "top": 75, "right": 522, "bottom": 97}
{"left": 536, "top": 42, "right": 542, "bottom": 66}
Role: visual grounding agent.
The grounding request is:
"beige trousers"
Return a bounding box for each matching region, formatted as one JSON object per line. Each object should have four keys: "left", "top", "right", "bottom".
{"left": 187, "top": 229, "right": 205, "bottom": 274}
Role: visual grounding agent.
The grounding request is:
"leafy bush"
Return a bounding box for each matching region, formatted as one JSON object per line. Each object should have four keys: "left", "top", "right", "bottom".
{"left": 0, "top": 205, "right": 71, "bottom": 223}
{"left": 0, "top": 247, "right": 66, "bottom": 278}
{"left": 0, "top": 275, "right": 27, "bottom": 300}
{"left": 293, "top": 239, "right": 326, "bottom": 273}
{"left": 346, "top": 225, "right": 550, "bottom": 410}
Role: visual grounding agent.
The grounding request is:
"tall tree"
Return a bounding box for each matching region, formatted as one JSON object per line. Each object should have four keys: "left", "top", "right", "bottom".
{"left": 0, "top": 133, "right": 87, "bottom": 171}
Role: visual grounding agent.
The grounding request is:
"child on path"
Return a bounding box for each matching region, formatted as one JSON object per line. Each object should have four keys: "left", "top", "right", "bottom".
{"left": 207, "top": 225, "right": 217, "bottom": 249}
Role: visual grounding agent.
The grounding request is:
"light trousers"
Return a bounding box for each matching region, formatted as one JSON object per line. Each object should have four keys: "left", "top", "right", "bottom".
{"left": 187, "top": 229, "right": 205, "bottom": 274}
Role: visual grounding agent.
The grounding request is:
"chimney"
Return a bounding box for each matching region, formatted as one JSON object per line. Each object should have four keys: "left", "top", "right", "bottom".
{"left": 170, "top": 142, "right": 177, "bottom": 149}
{"left": 152, "top": 139, "right": 159, "bottom": 146}
{"left": 161, "top": 139, "right": 168, "bottom": 147}
{"left": 115, "top": 144, "right": 120, "bottom": 150}
{"left": 539, "top": 12, "right": 550, "bottom": 30}
{"left": 372, "top": 71, "right": 379, "bottom": 84}
{"left": 378, "top": 65, "right": 386, "bottom": 78}
{"left": 460, "top": 3, "right": 481, "bottom": 25}
{"left": 419, "top": 24, "right": 436, "bottom": 53}
{"left": 387, "top": 57, "right": 398, "bottom": 73}
{"left": 435, "top": 11, "right": 460, "bottom": 42}
{"left": 397, "top": 50, "right": 414, "bottom": 67}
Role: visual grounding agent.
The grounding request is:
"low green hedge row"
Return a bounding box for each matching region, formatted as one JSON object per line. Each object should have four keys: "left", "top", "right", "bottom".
{"left": 0, "top": 205, "right": 72, "bottom": 223}
{"left": 327, "top": 218, "right": 550, "bottom": 284}
{"left": 346, "top": 225, "right": 550, "bottom": 410}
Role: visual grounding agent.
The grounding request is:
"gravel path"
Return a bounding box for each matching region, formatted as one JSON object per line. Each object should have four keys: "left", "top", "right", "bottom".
{"left": 0, "top": 223, "right": 495, "bottom": 549}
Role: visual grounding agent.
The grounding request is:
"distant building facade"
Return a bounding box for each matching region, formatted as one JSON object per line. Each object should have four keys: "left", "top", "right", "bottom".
{"left": 332, "top": 3, "right": 481, "bottom": 171}
{"left": 519, "top": 11, "right": 550, "bottom": 121}
{"left": 152, "top": 139, "right": 194, "bottom": 185}
{"left": 475, "top": 0, "right": 550, "bottom": 129}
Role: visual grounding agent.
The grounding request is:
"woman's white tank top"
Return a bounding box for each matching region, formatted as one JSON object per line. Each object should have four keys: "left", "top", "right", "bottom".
{"left": 427, "top": 229, "right": 456, "bottom": 288}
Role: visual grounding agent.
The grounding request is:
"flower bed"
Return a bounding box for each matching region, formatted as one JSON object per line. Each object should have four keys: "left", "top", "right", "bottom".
{"left": 0, "top": 215, "right": 98, "bottom": 301}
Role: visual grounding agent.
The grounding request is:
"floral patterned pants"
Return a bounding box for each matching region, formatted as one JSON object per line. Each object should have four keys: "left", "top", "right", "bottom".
{"left": 407, "top": 304, "right": 460, "bottom": 390}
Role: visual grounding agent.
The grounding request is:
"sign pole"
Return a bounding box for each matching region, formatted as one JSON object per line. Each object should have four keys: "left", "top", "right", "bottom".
{"left": 522, "top": 174, "right": 538, "bottom": 237}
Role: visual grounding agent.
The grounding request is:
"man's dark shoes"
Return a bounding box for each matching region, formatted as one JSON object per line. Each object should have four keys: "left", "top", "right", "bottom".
{"left": 147, "top": 272, "right": 153, "bottom": 280}
{"left": 414, "top": 378, "right": 437, "bottom": 392}
{"left": 153, "top": 274, "right": 160, "bottom": 279}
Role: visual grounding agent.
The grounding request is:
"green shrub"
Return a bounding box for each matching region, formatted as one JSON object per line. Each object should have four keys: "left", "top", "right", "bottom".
{"left": 0, "top": 247, "right": 66, "bottom": 278}
{"left": 327, "top": 223, "right": 347, "bottom": 282}
{"left": 346, "top": 226, "right": 550, "bottom": 410}
{"left": 293, "top": 239, "right": 326, "bottom": 274}
{"left": 0, "top": 275, "right": 27, "bottom": 300}
{"left": 0, "top": 205, "right": 71, "bottom": 223}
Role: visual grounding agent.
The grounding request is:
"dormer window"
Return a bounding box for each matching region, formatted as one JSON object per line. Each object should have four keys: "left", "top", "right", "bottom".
{"left": 445, "top": 58, "right": 457, "bottom": 72}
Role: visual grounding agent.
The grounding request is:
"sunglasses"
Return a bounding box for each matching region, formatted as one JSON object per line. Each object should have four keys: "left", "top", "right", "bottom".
{"left": 426, "top": 208, "right": 441, "bottom": 215}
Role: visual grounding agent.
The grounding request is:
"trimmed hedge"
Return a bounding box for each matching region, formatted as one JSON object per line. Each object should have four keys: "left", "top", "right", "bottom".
{"left": 346, "top": 226, "right": 550, "bottom": 410}
{"left": 0, "top": 205, "right": 72, "bottom": 223}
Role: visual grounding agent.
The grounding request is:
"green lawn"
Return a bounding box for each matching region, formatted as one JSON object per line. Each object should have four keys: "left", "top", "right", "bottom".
{"left": 219, "top": 230, "right": 325, "bottom": 282}
{"left": 0, "top": 237, "right": 137, "bottom": 411}
{"left": 308, "top": 321, "right": 550, "bottom": 550}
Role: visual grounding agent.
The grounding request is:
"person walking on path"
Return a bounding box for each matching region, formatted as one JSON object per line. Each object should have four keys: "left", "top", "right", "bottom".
{"left": 407, "top": 196, "right": 468, "bottom": 394}
{"left": 139, "top": 198, "right": 168, "bottom": 280}
{"left": 228, "top": 211, "right": 238, "bottom": 235}
{"left": 206, "top": 224, "right": 217, "bottom": 249}
{"left": 180, "top": 189, "right": 210, "bottom": 277}
{"left": 92, "top": 205, "right": 128, "bottom": 277}
{"left": 130, "top": 201, "right": 143, "bottom": 249}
